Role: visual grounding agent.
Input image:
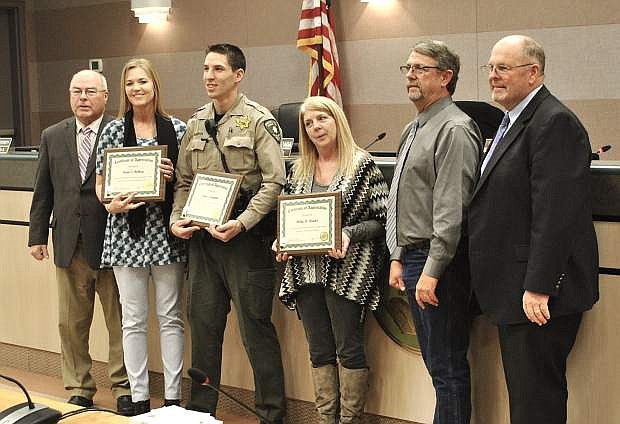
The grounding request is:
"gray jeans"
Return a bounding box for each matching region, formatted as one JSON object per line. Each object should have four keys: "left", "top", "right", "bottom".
{"left": 113, "top": 262, "right": 185, "bottom": 401}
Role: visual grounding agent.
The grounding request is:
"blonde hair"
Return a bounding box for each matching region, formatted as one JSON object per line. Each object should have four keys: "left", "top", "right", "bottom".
{"left": 293, "top": 96, "right": 364, "bottom": 182}
{"left": 117, "top": 58, "right": 168, "bottom": 118}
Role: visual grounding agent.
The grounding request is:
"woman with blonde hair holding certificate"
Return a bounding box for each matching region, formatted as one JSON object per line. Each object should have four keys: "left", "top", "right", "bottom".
{"left": 94, "top": 58, "right": 186, "bottom": 415}
{"left": 276, "top": 96, "right": 388, "bottom": 424}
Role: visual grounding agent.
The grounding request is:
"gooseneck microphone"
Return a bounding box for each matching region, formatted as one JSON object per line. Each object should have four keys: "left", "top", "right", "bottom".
{"left": 0, "top": 374, "right": 61, "bottom": 424}
{"left": 187, "top": 367, "right": 273, "bottom": 424}
{"left": 591, "top": 144, "right": 612, "bottom": 160}
{"left": 362, "top": 132, "right": 387, "bottom": 151}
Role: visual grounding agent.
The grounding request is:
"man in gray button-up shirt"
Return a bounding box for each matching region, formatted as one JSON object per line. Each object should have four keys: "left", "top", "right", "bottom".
{"left": 387, "top": 40, "right": 481, "bottom": 424}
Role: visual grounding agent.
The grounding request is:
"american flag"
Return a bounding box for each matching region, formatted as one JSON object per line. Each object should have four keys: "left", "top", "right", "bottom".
{"left": 297, "top": 0, "right": 343, "bottom": 106}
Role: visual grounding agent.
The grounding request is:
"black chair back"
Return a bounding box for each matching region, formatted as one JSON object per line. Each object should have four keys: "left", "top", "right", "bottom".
{"left": 455, "top": 100, "right": 504, "bottom": 141}
{"left": 275, "top": 102, "right": 303, "bottom": 153}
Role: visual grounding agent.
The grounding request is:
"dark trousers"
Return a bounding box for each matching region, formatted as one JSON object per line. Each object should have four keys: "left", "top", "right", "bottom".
{"left": 296, "top": 284, "right": 366, "bottom": 369}
{"left": 186, "top": 231, "right": 286, "bottom": 422}
{"left": 403, "top": 242, "right": 472, "bottom": 424}
{"left": 498, "top": 312, "right": 582, "bottom": 424}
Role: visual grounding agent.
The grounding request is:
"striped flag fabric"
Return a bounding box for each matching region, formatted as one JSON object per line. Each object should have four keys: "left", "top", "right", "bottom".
{"left": 297, "top": 0, "right": 343, "bottom": 106}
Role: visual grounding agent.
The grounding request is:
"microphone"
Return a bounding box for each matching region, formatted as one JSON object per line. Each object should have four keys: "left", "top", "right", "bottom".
{"left": 591, "top": 145, "right": 612, "bottom": 160}
{"left": 187, "top": 367, "right": 273, "bottom": 424}
{"left": 204, "top": 119, "right": 218, "bottom": 141}
{"left": 362, "top": 132, "right": 386, "bottom": 151}
{"left": 0, "top": 374, "right": 61, "bottom": 424}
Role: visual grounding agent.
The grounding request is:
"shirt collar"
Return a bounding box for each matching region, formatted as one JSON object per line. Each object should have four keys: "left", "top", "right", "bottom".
{"left": 506, "top": 84, "right": 543, "bottom": 129}
{"left": 75, "top": 115, "right": 104, "bottom": 136}
{"left": 416, "top": 96, "right": 452, "bottom": 127}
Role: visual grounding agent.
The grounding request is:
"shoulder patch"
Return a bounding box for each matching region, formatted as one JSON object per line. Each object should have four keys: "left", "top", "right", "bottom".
{"left": 264, "top": 119, "right": 282, "bottom": 143}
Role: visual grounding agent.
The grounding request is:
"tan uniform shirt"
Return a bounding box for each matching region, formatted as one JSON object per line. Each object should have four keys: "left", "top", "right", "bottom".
{"left": 171, "top": 93, "right": 286, "bottom": 230}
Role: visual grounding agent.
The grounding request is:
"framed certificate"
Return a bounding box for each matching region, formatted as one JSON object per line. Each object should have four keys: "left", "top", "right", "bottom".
{"left": 0, "top": 138, "right": 12, "bottom": 154}
{"left": 181, "top": 171, "right": 243, "bottom": 227}
{"left": 277, "top": 191, "right": 342, "bottom": 255}
{"left": 102, "top": 145, "right": 167, "bottom": 203}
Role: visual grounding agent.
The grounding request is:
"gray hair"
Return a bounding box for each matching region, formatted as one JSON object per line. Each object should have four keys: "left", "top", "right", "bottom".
{"left": 520, "top": 36, "right": 546, "bottom": 74}
{"left": 412, "top": 40, "right": 460, "bottom": 95}
{"left": 70, "top": 69, "right": 108, "bottom": 91}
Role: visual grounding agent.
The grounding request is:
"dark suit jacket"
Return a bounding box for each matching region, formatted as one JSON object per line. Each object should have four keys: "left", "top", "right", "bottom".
{"left": 468, "top": 86, "right": 599, "bottom": 325}
{"left": 28, "top": 115, "right": 113, "bottom": 270}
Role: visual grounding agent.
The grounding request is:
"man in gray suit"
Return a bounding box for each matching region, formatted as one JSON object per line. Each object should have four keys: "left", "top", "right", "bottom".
{"left": 28, "top": 70, "right": 132, "bottom": 414}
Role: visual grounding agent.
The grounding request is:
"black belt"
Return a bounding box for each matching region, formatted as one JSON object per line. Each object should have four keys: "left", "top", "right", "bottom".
{"left": 403, "top": 240, "right": 430, "bottom": 251}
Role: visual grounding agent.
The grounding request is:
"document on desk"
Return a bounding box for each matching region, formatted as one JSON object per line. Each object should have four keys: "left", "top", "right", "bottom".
{"left": 130, "top": 405, "right": 223, "bottom": 423}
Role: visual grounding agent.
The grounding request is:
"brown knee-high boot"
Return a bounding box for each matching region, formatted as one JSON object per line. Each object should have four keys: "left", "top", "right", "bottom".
{"left": 311, "top": 364, "right": 340, "bottom": 424}
{"left": 338, "top": 366, "right": 369, "bottom": 424}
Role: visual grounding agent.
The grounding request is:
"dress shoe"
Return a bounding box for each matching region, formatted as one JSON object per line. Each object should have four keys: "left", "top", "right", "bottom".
{"left": 133, "top": 399, "right": 151, "bottom": 415}
{"left": 116, "top": 395, "right": 134, "bottom": 416}
{"left": 163, "top": 399, "right": 181, "bottom": 407}
{"left": 67, "top": 395, "right": 93, "bottom": 408}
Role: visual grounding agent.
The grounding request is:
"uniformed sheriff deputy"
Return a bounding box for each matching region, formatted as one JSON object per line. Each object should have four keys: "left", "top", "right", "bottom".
{"left": 170, "top": 44, "right": 286, "bottom": 423}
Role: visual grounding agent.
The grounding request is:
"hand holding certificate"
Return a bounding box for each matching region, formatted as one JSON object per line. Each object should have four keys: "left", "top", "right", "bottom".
{"left": 277, "top": 192, "right": 342, "bottom": 255}
{"left": 102, "top": 145, "right": 167, "bottom": 203}
{"left": 181, "top": 171, "right": 243, "bottom": 227}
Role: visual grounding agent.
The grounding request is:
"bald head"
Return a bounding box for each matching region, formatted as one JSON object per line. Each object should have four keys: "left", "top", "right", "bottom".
{"left": 69, "top": 70, "right": 109, "bottom": 125}
{"left": 70, "top": 70, "right": 108, "bottom": 91}
{"left": 487, "top": 35, "right": 545, "bottom": 110}
{"left": 494, "top": 35, "right": 545, "bottom": 74}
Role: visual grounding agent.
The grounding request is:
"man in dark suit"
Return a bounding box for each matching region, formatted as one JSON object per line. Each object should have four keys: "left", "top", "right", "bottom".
{"left": 469, "top": 35, "right": 599, "bottom": 424}
{"left": 28, "top": 70, "right": 132, "bottom": 414}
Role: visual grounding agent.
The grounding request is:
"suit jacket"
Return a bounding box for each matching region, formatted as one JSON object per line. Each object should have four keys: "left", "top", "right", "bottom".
{"left": 468, "top": 86, "right": 599, "bottom": 325}
{"left": 28, "top": 115, "right": 113, "bottom": 270}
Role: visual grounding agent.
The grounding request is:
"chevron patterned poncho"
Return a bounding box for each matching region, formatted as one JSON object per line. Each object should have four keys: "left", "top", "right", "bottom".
{"left": 279, "top": 151, "right": 389, "bottom": 311}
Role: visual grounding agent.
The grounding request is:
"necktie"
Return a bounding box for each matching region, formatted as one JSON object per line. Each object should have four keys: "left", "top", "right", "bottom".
{"left": 386, "top": 121, "right": 418, "bottom": 255}
{"left": 78, "top": 127, "right": 94, "bottom": 182}
{"left": 480, "top": 112, "right": 510, "bottom": 174}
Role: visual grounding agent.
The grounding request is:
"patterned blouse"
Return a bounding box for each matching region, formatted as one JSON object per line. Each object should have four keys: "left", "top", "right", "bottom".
{"left": 95, "top": 117, "right": 187, "bottom": 267}
{"left": 279, "top": 150, "right": 389, "bottom": 310}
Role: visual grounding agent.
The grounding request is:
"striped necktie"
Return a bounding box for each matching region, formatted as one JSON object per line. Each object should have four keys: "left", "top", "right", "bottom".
{"left": 78, "top": 126, "right": 94, "bottom": 182}
{"left": 480, "top": 112, "right": 510, "bottom": 174}
{"left": 385, "top": 121, "right": 418, "bottom": 255}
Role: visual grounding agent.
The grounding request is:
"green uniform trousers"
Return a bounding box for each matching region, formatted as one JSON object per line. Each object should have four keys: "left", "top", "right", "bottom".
{"left": 187, "top": 230, "right": 286, "bottom": 421}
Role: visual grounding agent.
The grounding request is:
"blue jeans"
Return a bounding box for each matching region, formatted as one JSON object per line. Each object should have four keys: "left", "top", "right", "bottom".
{"left": 402, "top": 241, "right": 472, "bottom": 424}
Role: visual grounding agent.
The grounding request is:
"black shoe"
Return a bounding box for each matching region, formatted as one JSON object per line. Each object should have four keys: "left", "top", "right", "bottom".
{"left": 116, "top": 395, "right": 134, "bottom": 416}
{"left": 133, "top": 400, "right": 151, "bottom": 415}
{"left": 163, "top": 399, "right": 181, "bottom": 407}
{"left": 67, "top": 395, "right": 93, "bottom": 408}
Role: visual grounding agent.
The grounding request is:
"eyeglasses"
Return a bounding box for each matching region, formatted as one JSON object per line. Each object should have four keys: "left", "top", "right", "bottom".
{"left": 480, "top": 63, "right": 534, "bottom": 75}
{"left": 69, "top": 88, "right": 106, "bottom": 97}
{"left": 399, "top": 64, "right": 441, "bottom": 76}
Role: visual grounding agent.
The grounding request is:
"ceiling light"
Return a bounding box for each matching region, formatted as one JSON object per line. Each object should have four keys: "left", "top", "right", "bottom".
{"left": 131, "top": 0, "right": 171, "bottom": 24}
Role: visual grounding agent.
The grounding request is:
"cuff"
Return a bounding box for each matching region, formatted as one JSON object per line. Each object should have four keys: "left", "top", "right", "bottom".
{"left": 390, "top": 246, "right": 404, "bottom": 262}
{"left": 422, "top": 255, "right": 449, "bottom": 279}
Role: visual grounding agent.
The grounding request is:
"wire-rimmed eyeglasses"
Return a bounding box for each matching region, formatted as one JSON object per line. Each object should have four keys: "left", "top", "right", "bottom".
{"left": 399, "top": 64, "right": 441, "bottom": 76}
{"left": 480, "top": 63, "right": 534, "bottom": 75}
{"left": 69, "top": 88, "right": 106, "bottom": 97}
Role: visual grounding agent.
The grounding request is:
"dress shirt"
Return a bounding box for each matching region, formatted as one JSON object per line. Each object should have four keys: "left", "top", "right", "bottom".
{"left": 391, "top": 96, "right": 481, "bottom": 278}
{"left": 75, "top": 115, "right": 104, "bottom": 150}
{"left": 505, "top": 84, "right": 543, "bottom": 130}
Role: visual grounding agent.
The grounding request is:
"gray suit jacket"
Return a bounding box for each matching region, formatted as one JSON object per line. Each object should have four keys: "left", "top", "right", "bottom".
{"left": 28, "top": 115, "right": 113, "bottom": 269}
